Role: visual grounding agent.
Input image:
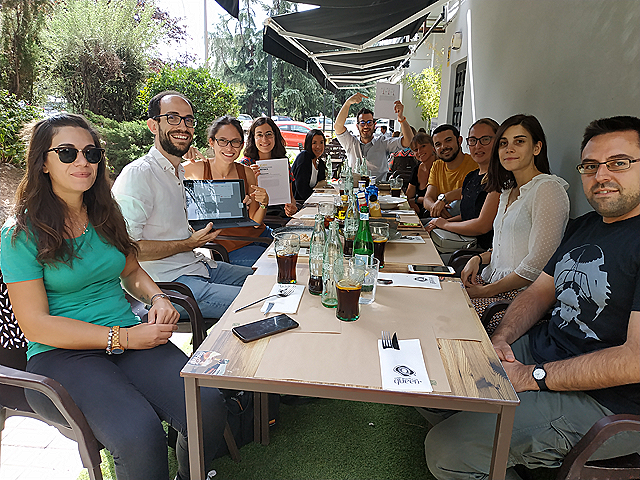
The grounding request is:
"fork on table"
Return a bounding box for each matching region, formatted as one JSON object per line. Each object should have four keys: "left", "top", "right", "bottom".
{"left": 234, "top": 285, "right": 296, "bottom": 313}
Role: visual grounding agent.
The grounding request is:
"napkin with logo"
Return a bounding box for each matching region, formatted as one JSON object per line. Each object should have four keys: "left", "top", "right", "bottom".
{"left": 260, "top": 284, "right": 305, "bottom": 314}
{"left": 377, "top": 272, "right": 441, "bottom": 289}
{"left": 378, "top": 339, "right": 433, "bottom": 392}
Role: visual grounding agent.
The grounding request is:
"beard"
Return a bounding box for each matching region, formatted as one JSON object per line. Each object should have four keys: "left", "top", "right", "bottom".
{"left": 439, "top": 143, "right": 460, "bottom": 163}
{"left": 586, "top": 181, "right": 640, "bottom": 218}
{"left": 159, "top": 126, "right": 192, "bottom": 157}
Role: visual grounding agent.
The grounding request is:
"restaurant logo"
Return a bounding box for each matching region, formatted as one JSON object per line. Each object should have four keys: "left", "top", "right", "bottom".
{"left": 394, "top": 365, "right": 415, "bottom": 376}
{"left": 393, "top": 365, "right": 421, "bottom": 385}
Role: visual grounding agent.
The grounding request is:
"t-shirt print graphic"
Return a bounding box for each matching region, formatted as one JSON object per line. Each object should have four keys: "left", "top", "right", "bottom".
{"left": 553, "top": 244, "right": 610, "bottom": 340}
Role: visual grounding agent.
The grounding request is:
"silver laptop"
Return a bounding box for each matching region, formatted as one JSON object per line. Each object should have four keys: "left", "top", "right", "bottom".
{"left": 184, "top": 179, "right": 258, "bottom": 230}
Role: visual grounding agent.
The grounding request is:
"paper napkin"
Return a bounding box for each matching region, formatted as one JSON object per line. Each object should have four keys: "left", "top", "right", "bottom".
{"left": 377, "top": 273, "right": 441, "bottom": 289}
{"left": 388, "top": 235, "right": 425, "bottom": 244}
{"left": 378, "top": 339, "right": 432, "bottom": 392}
{"left": 260, "top": 283, "right": 306, "bottom": 314}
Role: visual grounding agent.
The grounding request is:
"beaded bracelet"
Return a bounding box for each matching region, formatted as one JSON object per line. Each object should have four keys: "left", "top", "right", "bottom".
{"left": 150, "top": 293, "right": 169, "bottom": 306}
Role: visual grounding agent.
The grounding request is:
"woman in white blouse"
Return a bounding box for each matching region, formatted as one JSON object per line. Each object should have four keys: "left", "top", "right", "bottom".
{"left": 461, "top": 114, "right": 570, "bottom": 332}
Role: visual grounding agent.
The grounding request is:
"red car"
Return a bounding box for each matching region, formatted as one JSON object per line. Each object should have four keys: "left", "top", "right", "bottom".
{"left": 275, "top": 121, "right": 313, "bottom": 148}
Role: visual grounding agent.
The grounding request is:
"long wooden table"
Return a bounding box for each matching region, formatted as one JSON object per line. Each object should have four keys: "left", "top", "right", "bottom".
{"left": 181, "top": 191, "right": 519, "bottom": 480}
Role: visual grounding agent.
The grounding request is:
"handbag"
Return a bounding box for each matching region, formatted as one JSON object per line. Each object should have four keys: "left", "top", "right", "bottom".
{"left": 429, "top": 228, "right": 477, "bottom": 253}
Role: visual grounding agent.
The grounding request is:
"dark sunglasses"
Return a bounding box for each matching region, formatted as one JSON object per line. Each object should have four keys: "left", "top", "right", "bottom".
{"left": 45, "top": 146, "right": 105, "bottom": 164}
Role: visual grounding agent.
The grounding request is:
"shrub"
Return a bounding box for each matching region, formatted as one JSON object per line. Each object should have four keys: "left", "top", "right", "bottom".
{"left": 84, "top": 111, "right": 153, "bottom": 176}
{"left": 138, "top": 66, "right": 239, "bottom": 149}
{"left": 0, "top": 89, "right": 41, "bottom": 167}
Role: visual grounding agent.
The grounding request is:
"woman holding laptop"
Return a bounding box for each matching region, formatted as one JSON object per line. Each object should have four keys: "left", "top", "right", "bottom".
{"left": 184, "top": 116, "right": 272, "bottom": 267}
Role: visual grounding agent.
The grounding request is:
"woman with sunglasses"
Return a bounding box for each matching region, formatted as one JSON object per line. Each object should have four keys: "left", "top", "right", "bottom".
{"left": 291, "top": 128, "right": 327, "bottom": 203}
{"left": 184, "top": 116, "right": 272, "bottom": 267}
{"left": 0, "top": 113, "right": 227, "bottom": 480}
{"left": 460, "top": 114, "right": 570, "bottom": 333}
{"left": 241, "top": 117, "right": 297, "bottom": 217}
{"left": 425, "top": 118, "right": 501, "bottom": 250}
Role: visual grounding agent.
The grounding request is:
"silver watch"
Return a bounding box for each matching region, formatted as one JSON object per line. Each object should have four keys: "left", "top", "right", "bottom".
{"left": 437, "top": 193, "right": 446, "bottom": 203}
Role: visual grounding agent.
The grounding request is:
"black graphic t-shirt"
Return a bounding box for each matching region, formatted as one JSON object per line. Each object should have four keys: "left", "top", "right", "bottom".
{"left": 529, "top": 211, "right": 640, "bottom": 414}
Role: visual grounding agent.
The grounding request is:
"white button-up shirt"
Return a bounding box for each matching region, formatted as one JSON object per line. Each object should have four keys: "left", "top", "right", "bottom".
{"left": 336, "top": 130, "right": 403, "bottom": 180}
{"left": 112, "top": 147, "right": 215, "bottom": 282}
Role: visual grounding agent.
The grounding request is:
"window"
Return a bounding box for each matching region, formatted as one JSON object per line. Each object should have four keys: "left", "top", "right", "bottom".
{"left": 451, "top": 61, "right": 466, "bottom": 131}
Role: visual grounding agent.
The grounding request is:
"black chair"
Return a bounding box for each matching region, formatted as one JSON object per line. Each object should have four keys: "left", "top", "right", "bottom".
{"left": 447, "top": 247, "right": 487, "bottom": 277}
{"left": 481, "top": 299, "right": 640, "bottom": 479}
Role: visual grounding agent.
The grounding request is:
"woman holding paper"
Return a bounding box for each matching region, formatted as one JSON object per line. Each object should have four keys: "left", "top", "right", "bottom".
{"left": 241, "top": 117, "right": 298, "bottom": 217}
{"left": 184, "top": 116, "right": 272, "bottom": 267}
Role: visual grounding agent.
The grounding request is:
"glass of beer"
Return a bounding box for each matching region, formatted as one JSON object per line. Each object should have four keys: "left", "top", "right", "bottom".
{"left": 318, "top": 201, "right": 335, "bottom": 229}
{"left": 334, "top": 256, "right": 366, "bottom": 321}
{"left": 390, "top": 176, "right": 403, "bottom": 197}
{"left": 274, "top": 233, "right": 300, "bottom": 284}
{"left": 370, "top": 222, "right": 389, "bottom": 267}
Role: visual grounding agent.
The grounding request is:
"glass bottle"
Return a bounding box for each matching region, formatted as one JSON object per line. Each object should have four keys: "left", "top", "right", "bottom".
{"left": 368, "top": 193, "right": 382, "bottom": 217}
{"left": 353, "top": 202, "right": 374, "bottom": 265}
{"left": 308, "top": 213, "right": 325, "bottom": 295}
{"left": 321, "top": 220, "right": 344, "bottom": 308}
{"left": 343, "top": 191, "right": 359, "bottom": 256}
{"left": 337, "top": 194, "right": 348, "bottom": 221}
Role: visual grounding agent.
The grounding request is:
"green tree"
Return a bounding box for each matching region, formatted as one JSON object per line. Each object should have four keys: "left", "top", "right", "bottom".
{"left": 138, "top": 65, "right": 239, "bottom": 148}
{"left": 43, "top": 0, "right": 164, "bottom": 121}
{"left": 403, "top": 66, "right": 441, "bottom": 130}
{"left": 0, "top": 89, "right": 41, "bottom": 166}
{"left": 0, "top": 0, "right": 52, "bottom": 102}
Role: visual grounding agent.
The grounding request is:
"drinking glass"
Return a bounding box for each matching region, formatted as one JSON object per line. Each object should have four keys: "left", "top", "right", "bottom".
{"left": 359, "top": 257, "right": 379, "bottom": 305}
{"left": 274, "top": 233, "right": 300, "bottom": 283}
{"left": 390, "top": 176, "right": 403, "bottom": 197}
{"left": 370, "top": 222, "right": 390, "bottom": 267}
{"left": 318, "top": 201, "right": 335, "bottom": 229}
{"left": 334, "top": 256, "right": 366, "bottom": 321}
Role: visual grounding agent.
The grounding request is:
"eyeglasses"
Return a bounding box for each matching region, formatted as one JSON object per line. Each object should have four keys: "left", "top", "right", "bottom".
{"left": 255, "top": 131, "right": 274, "bottom": 139}
{"left": 214, "top": 137, "right": 243, "bottom": 148}
{"left": 45, "top": 146, "right": 105, "bottom": 164}
{"left": 358, "top": 120, "right": 375, "bottom": 127}
{"left": 576, "top": 158, "right": 640, "bottom": 175}
{"left": 466, "top": 135, "right": 493, "bottom": 146}
{"left": 153, "top": 114, "right": 197, "bottom": 128}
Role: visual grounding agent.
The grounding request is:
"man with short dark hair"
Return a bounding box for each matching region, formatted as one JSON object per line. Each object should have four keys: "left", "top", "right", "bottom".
{"left": 335, "top": 93, "right": 414, "bottom": 180}
{"left": 112, "top": 91, "right": 253, "bottom": 319}
{"left": 423, "top": 123, "right": 477, "bottom": 218}
{"left": 424, "top": 116, "right": 640, "bottom": 479}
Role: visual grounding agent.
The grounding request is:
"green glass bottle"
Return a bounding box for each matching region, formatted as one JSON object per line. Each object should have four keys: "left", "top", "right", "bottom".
{"left": 353, "top": 202, "right": 373, "bottom": 265}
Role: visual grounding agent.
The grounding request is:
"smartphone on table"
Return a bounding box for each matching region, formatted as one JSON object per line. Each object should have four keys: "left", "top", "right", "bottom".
{"left": 407, "top": 264, "right": 456, "bottom": 276}
{"left": 232, "top": 314, "right": 299, "bottom": 343}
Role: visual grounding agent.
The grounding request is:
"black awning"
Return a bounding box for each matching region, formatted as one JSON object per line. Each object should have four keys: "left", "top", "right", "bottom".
{"left": 215, "top": 0, "right": 239, "bottom": 19}
{"left": 263, "top": 0, "right": 440, "bottom": 91}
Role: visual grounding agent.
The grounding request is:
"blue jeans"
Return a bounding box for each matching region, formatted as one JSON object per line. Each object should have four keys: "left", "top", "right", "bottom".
{"left": 175, "top": 261, "right": 253, "bottom": 319}
{"left": 422, "top": 335, "right": 640, "bottom": 479}
{"left": 227, "top": 227, "right": 273, "bottom": 267}
{"left": 26, "top": 343, "right": 227, "bottom": 480}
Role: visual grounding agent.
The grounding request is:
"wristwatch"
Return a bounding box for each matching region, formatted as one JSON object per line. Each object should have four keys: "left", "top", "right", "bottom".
{"left": 437, "top": 193, "right": 446, "bottom": 203}
{"left": 532, "top": 364, "right": 548, "bottom": 391}
{"left": 107, "top": 326, "right": 125, "bottom": 355}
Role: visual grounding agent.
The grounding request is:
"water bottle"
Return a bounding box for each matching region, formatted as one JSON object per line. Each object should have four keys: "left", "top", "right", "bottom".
{"left": 344, "top": 191, "right": 359, "bottom": 256}
{"left": 353, "top": 202, "right": 373, "bottom": 265}
{"left": 321, "top": 220, "right": 344, "bottom": 308}
{"left": 308, "top": 213, "right": 325, "bottom": 295}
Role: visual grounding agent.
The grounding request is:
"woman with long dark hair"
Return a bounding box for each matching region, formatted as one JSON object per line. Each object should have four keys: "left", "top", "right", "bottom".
{"left": 184, "top": 115, "right": 271, "bottom": 267}
{"left": 460, "top": 114, "right": 570, "bottom": 332}
{"left": 291, "top": 128, "right": 327, "bottom": 202}
{"left": 241, "top": 117, "right": 297, "bottom": 217}
{"left": 0, "top": 113, "right": 226, "bottom": 480}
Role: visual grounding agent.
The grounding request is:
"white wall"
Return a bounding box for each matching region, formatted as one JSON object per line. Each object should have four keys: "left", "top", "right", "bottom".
{"left": 405, "top": 0, "right": 640, "bottom": 217}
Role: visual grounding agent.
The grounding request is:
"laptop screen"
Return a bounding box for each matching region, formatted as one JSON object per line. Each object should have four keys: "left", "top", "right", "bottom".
{"left": 184, "top": 179, "right": 248, "bottom": 221}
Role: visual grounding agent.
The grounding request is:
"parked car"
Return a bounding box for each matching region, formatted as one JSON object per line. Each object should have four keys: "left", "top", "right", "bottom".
{"left": 305, "top": 116, "right": 334, "bottom": 131}
{"left": 344, "top": 117, "right": 359, "bottom": 136}
{"left": 238, "top": 114, "right": 253, "bottom": 133}
{"left": 272, "top": 115, "right": 293, "bottom": 122}
{"left": 275, "top": 121, "right": 313, "bottom": 148}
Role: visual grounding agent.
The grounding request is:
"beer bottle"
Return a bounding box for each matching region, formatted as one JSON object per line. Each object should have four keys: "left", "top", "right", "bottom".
{"left": 308, "top": 213, "right": 325, "bottom": 295}
{"left": 353, "top": 202, "right": 373, "bottom": 265}
{"left": 321, "top": 220, "right": 344, "bottom": 308}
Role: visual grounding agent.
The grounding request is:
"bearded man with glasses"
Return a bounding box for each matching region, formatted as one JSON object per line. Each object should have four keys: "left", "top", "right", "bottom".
{"left": 112, "top": 91, "right": 253, "bottom": 319}
{"left": 334, "top": 92, "right": 414, "bottom": 181}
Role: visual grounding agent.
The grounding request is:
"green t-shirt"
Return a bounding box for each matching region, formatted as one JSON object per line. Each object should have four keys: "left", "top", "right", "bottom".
{"left": 1, "top": 219, "right": 139, "bottom": 359}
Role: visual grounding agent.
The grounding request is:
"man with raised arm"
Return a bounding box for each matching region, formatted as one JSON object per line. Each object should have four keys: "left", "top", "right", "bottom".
{"left": 112, "top": 91, "right": 253, "bottom": 319}
{"left": 334, "top": 92, "right": 414, "bottom": 181}
{"left": 423, "top": 116, "right": 640, "bottom": 479}
{"left": 423, "top": 123, "right": 477, "bottom": 218}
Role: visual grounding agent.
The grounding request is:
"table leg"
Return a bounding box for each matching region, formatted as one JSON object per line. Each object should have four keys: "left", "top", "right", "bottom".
{"left": 253, "top": 392, "right": 261, "bottom": 444}
{"left": 488, "top": 404, "right": 516, "bottom": 480}
{"left": 260, "top": 392, "right": 270, "bottom": 445}
{"left": 185, "top": 376, "right": 205, "bottom": 480}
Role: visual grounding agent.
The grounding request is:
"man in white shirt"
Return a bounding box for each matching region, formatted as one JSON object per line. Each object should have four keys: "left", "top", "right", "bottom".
{"left": 334, "top": 92, "right": 414, "bottom": 181}
{"left": 112, "top": 90, "right": 253, "bottom": 318}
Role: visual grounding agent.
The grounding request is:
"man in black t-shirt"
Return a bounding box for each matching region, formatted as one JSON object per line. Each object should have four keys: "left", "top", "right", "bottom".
{"left": 424, "top": 116, "right": 640, "bottom": 480}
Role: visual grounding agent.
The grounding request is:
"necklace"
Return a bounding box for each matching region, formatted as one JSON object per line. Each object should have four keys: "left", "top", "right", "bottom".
{"left": 211, "top": 161, "right": 234, "bottom": 179}
{"left": 66, "top": 207, "right": 89, "bottom": 237}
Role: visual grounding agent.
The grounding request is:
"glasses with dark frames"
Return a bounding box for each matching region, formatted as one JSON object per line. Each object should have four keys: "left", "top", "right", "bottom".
{"left": 576, "top": 158, "right": 640, "bottom": 175}
{"left": 213, "top": 137, "right": 244, "bottom": 148}
{"left": 153, "top": 114, "right": 197, "bottom": 128}
{"left": 466, "top": 135, "right": 494, "bottom": 146}
{"left": 45, "top": 146, "right": 105, "bottom": 164}
{"left": 358, "top": 120, "right": 375, "bottom": 126}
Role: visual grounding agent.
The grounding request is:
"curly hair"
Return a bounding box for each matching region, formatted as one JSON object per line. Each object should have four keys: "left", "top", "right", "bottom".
{"left": 12, "top": 113, "right": 137, "bottom": 265}
{"left": 243, "top": 117, "right": 287, "bottom": 160}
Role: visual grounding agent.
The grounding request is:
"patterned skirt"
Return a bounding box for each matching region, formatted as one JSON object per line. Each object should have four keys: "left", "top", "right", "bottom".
{"left": 470, "top": 276, "right": 520, "bottom": 335}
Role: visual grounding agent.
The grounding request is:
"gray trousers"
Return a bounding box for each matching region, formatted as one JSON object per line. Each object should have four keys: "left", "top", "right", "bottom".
{"left": 422, "top": 335, "right": 640, "bottom": 480}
